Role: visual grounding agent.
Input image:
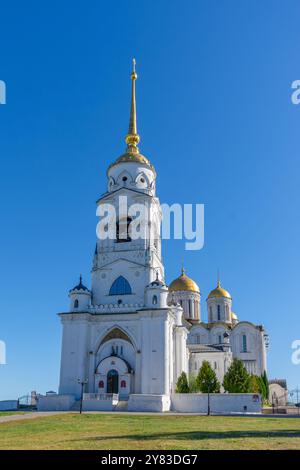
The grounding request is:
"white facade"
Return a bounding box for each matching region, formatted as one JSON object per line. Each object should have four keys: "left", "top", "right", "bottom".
{"left": 57, "top": 65, "right": 268, "bottom": 412}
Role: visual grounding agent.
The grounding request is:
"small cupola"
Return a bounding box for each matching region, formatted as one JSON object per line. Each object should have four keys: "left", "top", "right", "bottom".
{"left": 145, "top": 272, "right": 168, "bottom": 308}
{"left": 207, "top": 278, "right": 232, "bottom": 323}
{"left": 69, "top": 275, "right": 91, "bottom": 312}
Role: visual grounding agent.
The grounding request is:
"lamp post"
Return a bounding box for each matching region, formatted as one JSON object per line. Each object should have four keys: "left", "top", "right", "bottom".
{"left": 207, "top": 383, "right": 211, "bottom": 416}
{"left": 78, "top": 378, "right": 88, "bottom": 414}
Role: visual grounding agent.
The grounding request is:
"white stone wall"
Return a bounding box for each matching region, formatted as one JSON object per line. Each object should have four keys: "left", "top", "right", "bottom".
{"left": 172, "top": 393, "right": 262, "bottom": 413}
{"left": 128, "top": 394, "right": 171, "bottom": 412}
{"left": 0, "top": 400, "right": 18, "bottom": 411}
{"left": 37, "top": 394, "right": 75, "bottom": 411}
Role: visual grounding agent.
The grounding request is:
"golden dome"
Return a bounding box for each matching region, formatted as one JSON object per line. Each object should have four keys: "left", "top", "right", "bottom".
{"left": 231, "top": 311, "right": 238, "bottom": 321}
{"left": 169, "top": 269, "right": 200, "bottom": 293}
{"left": 207, "top": 280, "right": 231, "bottom": 299}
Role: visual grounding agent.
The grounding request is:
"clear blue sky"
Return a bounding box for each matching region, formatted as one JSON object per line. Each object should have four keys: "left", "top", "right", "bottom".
{"left": 0, "top": 0, "right": 299, "bottom": 399}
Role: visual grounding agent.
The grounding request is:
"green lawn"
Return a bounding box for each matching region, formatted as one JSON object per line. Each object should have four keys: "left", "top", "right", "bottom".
{"left": 0, "top": 414, "right": 300, "bottom": 450}
{"left": 0, "top": 412, "right": 25, "bottom": 417}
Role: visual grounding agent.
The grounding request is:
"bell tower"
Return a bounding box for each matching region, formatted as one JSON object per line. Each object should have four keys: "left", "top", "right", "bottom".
{"left": 91, "top": 60, "right": 164, "bottom": 309}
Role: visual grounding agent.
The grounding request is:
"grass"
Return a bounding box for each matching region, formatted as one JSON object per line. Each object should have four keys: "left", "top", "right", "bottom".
{"left": 0, "top": 412, "right": 25, "bottom": 417}
{"left": 0, "top": 413, "right": 300, "bottom": 450}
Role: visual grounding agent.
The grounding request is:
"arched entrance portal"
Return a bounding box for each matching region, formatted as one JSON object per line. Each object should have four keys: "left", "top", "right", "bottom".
{"left": 107, "top": 369, "right": 119, "bottom": 394}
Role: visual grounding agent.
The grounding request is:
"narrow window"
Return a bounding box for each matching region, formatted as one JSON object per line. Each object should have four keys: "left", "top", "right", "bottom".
{"left": 121, "top": 380, "right": 126, "bottom": 388}
{"left": 217, "top": 305, "right": 221, "bottom": 321}
{"left": 218, "top": 335, "right": 222, "bottom": 344}
{"left": 209, "top": 306, "right": 212, "bottom": 321}
{"left": 74, "top": 299, "right": 79, "bottom": 309}
{"left": 152, "top": 295, "right": 158, "bottom": 305}
{"left": 242, "top": 334, "right": 247, "bottom": 352}
{"left": 116, "top": 217, "right": 132, "bottom": 243}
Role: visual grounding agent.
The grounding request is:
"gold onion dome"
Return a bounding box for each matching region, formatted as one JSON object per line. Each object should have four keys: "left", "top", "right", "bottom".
{"left": 169, "top": 268, "right": 200, "bottom": 294}
{"left": 207, "top": 280, "right": 231, "bottom": 299}
{"left": 109, "top": 59, "right": 155, "bottom": 173}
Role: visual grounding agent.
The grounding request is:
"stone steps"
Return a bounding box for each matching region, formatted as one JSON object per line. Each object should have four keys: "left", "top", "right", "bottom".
{"left": 114, "top": 400, "right": 128, "bottom": 412}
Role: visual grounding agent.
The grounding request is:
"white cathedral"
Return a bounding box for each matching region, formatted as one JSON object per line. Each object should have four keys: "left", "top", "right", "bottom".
{"left": 57, "top": 63, "right": 268, "bottom": 412}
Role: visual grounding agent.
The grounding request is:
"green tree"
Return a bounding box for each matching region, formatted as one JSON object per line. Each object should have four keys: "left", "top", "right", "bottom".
{"left": 188, "top": 374, "right": 200, "bottom": 392}
{"left": 249, "top": 375, "right": 261, "bottom": 393}
{"left": 261, "top": 371, "right": 269, "bottom": 401}
{"left": 175, "top": 372, "right": 190, "bottom": 393}
{"left": 257, "top": 375, "right": 267, "bottom": 399}
{"left": 223, "top": 359, "right": 251, "bottom": 393}
{"left": 196, "top": 360, "right": 220, "bottom": 393}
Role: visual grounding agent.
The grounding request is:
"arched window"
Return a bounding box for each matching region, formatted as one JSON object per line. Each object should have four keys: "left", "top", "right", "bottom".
{"left": 98, "top": 380, "right": 104, "bottom": 389}
{"left": 74, "top": 299, "right": 79, "bottom": 309}
{"left": 209, "top": 306, "right": 212, "bottom": 321}
{"left": 218, "top": 335, "right": 222, "bottom": 344}
{"left": 152, "top": 295, "right": 158, "bottom": 305}
{"left": 217, "top": 305, "right": 221, "bottom": 321}
{"left": 116, "top": 217, "right": 132, "bottom": 243}
{"left": 109, "top": 276, "right": 132, "bottom": 295}
{"left": 121, "top": 380, "right": 126, "bottom": 388}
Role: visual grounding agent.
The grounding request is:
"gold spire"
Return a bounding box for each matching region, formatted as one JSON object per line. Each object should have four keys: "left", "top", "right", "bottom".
{"left": 107, "top": 60, "right": 156, "bottom": 174}
{"left": 181, "top": 259, "right": 185, "bottom": 275}
{"left": 125, "top": 58, "right": 140, "bottom": 154}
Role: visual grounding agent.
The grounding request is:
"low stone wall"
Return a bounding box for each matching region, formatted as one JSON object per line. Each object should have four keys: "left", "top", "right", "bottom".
{"left": 0, "top": 400, "right": 18, "bottom": 411}
{"left": 172, "top": 393, "right": 261, "bottom": 414}
{"left": 82, "top": 395, "right": 118, "bottom": 411}
{"left": 128, "top": 394, "right": 171, "bottom": 412}
{"left": 37, "top": 394, "right": 75, "bottom": 411}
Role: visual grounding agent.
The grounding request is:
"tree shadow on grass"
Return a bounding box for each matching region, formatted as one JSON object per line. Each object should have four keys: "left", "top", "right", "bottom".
{"left": 67, "top": 429, "right": 300, "bottom": 443}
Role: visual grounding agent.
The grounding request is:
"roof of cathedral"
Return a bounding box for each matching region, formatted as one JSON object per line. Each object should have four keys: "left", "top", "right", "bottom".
{"left": 189, "top": 344, "right": 226, "bottom": 353}
{"left": 169, "top": 268, "right": 200, "bottom": 293}
{"left": 70, "top": 275, "right": 90, "bottom": 293}
{"left": 207, "top": 280, "right": 231, "bottom": 299}
{"left": 108, "top": 59, "right": 156, "bottom": 174}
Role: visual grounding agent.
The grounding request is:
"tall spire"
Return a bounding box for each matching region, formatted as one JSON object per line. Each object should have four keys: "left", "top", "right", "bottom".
{"left": 181, "top": 259, "right": 185, "bottom": 276}
{"left": 217, "top": 269, "right": 221, "bottom": 287}
{"left": 125, "top": 58, "right": 140, "bottom": 154}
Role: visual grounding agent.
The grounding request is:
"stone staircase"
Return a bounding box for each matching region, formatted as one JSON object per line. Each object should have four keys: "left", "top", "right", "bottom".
{"left": 114, "top": 399, "right": 129, "bottom": 412}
